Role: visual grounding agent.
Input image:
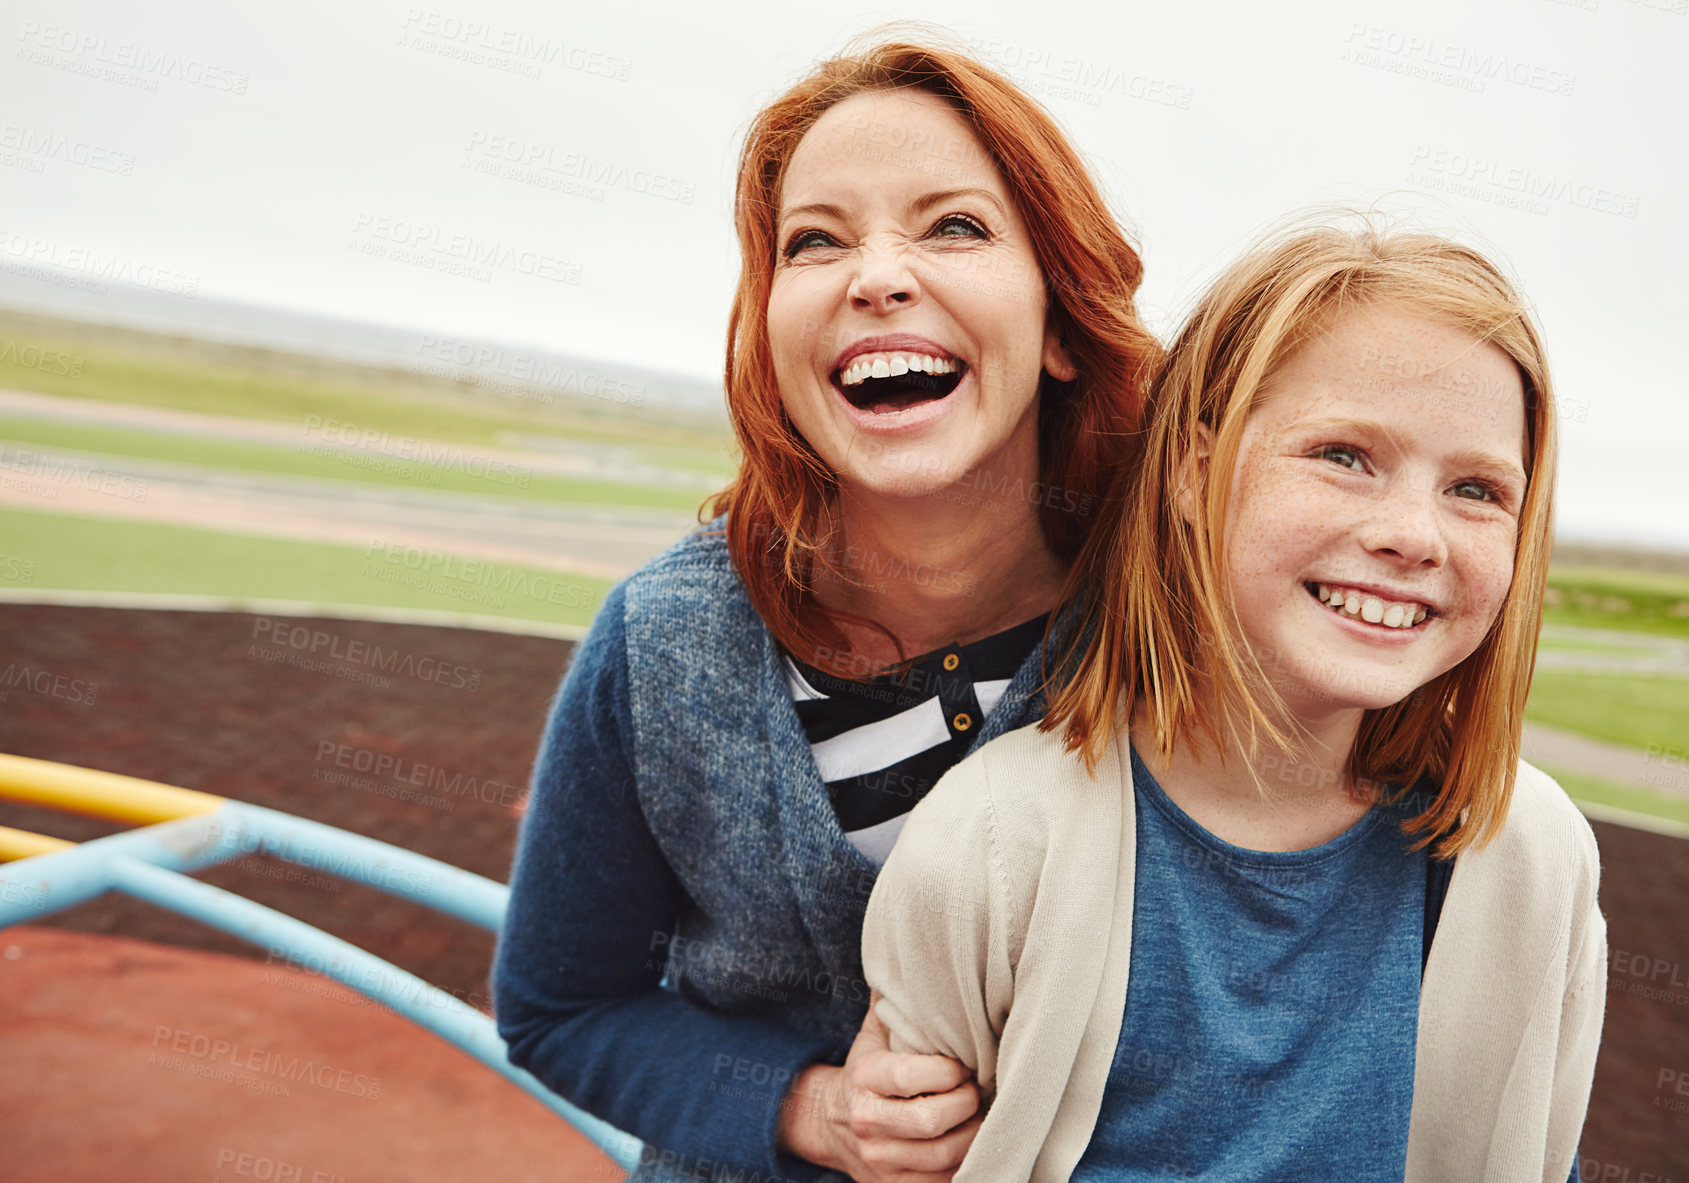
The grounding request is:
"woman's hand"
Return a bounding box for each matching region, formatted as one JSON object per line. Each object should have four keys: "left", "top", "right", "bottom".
{"left": 777, "top": 996, "right": 982, "bottom": 1181}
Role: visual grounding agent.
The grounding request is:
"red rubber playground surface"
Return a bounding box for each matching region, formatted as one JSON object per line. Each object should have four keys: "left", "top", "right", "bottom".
{"left": 1, "top": 603, "right": 1686, "bottom": 1180}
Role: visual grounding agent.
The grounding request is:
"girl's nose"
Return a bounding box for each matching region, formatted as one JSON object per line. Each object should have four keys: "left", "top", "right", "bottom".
{"left": 1360, "top": 489, "right": 1449, "bottom": 569}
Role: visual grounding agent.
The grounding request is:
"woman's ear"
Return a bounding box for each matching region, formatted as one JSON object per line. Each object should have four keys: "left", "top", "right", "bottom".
{"left": 1041, "top": 328, "right": 1078, "bottom": 382}
{"left": 1175, "top": 422, "right": 1214, "bottom": 525}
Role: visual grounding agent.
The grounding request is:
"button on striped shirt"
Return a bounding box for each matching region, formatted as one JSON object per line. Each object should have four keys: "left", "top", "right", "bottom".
{"left": 785, "top": 614, "right": 1049, "bottom": 864}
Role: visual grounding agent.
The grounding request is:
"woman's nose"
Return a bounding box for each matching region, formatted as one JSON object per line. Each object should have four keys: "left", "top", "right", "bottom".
{"left": 847, "top": 242, "right": 920, "bottom": 314}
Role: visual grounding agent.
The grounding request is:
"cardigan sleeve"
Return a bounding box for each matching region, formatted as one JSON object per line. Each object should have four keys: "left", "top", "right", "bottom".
{"left": 1544, "top": 815, "right": 1607, "bottom": 1183}
{"left": 863, "top": 742, "right": 1105, "bottom": 1183}
{"left": 862, "top": 756, "right": 1015, "bottom": 1081}
{"left": 492, "top": 581, "right": 847, "bottom": 1179}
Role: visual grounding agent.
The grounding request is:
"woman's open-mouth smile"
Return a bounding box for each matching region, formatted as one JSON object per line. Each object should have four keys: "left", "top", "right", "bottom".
{"left": 829, "top": 336, "right": 968, "bottom": 424}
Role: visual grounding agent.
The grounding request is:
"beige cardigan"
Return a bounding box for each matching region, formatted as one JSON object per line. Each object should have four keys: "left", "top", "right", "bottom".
{"left": 862, "top": 723, "right": 1606, "bottom": 1183}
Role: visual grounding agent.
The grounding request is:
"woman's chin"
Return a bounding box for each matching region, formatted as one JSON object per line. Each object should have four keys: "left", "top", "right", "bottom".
{"left": 843, "top": 469, "right": 971, "bottom": 504}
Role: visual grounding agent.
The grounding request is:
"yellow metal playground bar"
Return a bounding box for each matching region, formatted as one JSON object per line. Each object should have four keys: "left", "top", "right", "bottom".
{"left": 0, "top": 753, "right": 642, "bottom": 1169}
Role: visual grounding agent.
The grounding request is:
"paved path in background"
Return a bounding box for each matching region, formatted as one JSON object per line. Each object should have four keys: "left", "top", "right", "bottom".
{"left": 1523, "top": 721, "right": 1688, "bottom": 798}
{"left": 0, "top": 443, "right": 694, "bottom": 579}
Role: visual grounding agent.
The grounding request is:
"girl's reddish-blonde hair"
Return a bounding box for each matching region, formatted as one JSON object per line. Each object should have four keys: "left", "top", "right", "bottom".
{"left": 704, "top": 32, "right": 1159, "bottom": 663}
{"left": 1043, "top": 216, "right": 1559, "bottom": 857}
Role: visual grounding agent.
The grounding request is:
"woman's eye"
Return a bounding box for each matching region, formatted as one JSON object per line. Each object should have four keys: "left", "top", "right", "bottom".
{"left": 1318, "top": 444, "right": 1366, "bottom": 472}
{"left": 1449, "top": 478, "right": 1497, "bottom": 502}
{"left": 927, "top": 213, "right": 988, "bottom": 241}
{"left": 783, "top": 229, "right": 838, "bottom": 259}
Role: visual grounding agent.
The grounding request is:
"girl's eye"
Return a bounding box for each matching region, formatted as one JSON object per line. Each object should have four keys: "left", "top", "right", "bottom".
{"left": 783, "top": 229, "right": 838, "bottom": 259}
{"left": 1449, "top": 478, "right": 1497, "bottom": 502}
{"left": 927, "top": 213, "right": 989, "bottom": 241}
{"left": 1317, "top": 444, "right": 1366, "bottom": 472}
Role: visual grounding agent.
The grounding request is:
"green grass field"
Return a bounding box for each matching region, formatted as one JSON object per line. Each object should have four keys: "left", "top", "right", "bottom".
{"left": 1525, "top": 672, "right": 1688, "bottom": 756}
{"left": 0, "top": 313, "right": 736, "bottom": 470}
{"left": 0, "top": 506, "right": 611, "bottom": 629}
{"left": 1531, "top": 573, "right": 1689, "bottom": 828}
{"left": 1544, "top": 567, "right": 1689, "bottom": 641}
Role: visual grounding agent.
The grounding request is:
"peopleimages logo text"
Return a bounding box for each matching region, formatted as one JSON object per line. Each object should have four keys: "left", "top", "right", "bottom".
{"left": 17, "top": 22, "right": 250, "bottom": 93}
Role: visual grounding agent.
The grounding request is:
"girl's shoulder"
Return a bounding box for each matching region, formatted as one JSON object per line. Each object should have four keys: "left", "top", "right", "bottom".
{"left": 1497, "top": 760, "right": 1601, "bottom": 868}
{"left": 1454, "top": 760, "right": 1602, "bottom": 913}
{"left": 902, "top": 722, "right": 1130, "bottom": 877}
{"left": 873, "top": 719, "right": 1132, "bottom": 970}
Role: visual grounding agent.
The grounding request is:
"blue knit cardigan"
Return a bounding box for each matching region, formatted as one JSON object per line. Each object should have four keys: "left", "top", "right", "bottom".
{"left": 493, "top": 521, "right": 1063, "bottom": 1181}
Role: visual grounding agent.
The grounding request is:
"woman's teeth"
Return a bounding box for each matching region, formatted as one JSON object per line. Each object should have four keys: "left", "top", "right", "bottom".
{"left": 839, "top": 352, "right": 958, "bottom": 387}
{"left": 1314, "top": 583, "right": 1428, "bottom": 629}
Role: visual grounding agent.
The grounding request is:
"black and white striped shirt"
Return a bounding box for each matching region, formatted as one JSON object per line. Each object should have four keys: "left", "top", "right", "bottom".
{"left": 785, "top": 614, "right": 1049, "bottom": 864}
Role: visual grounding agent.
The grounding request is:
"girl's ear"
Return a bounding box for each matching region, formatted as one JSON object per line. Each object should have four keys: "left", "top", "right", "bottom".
{"left": 1041, "top": 328, "right": 1078, "bottom": 382}
{"left": 1175, "top": 422, "right": 1214, "bottom": 525}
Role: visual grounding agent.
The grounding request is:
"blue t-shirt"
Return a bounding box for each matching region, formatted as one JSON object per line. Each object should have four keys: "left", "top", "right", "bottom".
{"left": 1071, "top": 747, "right": 1427, "bottom": 1181}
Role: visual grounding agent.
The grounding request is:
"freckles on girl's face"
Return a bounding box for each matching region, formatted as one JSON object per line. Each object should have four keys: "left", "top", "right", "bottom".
{"left": 1218, "top": 302, "right": 1527, "bottom": 720}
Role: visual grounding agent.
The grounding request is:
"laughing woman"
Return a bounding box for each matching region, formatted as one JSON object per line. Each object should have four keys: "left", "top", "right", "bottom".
{"left": 492, "top": 36, "right": 1158, "bottom": 1183}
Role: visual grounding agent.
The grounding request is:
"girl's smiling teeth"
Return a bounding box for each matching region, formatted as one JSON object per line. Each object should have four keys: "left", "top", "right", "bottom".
{"left": 1309, "top": 582, "right": 1431, "bottom": 629}
{"left": 833, "top": 351, "right": 967, "bottom": 413}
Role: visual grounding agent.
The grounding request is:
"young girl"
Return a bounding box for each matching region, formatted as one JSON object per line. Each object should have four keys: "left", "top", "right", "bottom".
{"left": 862, "top": 220, "right": 1604, "bottom": 1182}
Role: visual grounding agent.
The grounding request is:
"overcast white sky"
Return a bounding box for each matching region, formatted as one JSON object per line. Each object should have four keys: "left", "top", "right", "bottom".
{"left": 1, "top": 0, "right": 1684, "bottom": 547}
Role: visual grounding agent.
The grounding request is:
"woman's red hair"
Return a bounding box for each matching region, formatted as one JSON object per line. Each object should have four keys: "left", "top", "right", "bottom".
{"left": 704, "top": 32, "right": 1159, "bottom": 664}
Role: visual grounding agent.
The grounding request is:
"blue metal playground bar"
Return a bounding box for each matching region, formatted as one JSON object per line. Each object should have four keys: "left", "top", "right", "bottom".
{"left": 0, "top": 761, "right": 643, "bottom": 1172}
